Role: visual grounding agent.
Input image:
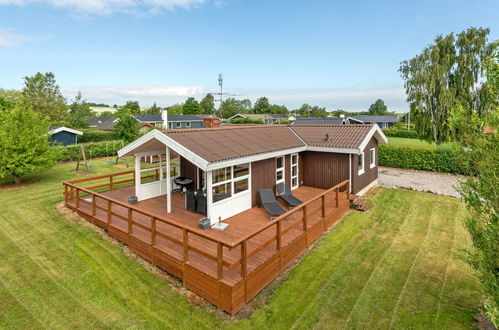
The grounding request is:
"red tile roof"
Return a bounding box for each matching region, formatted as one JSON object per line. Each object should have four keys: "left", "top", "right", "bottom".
{"left": 159, "top": 124, "right": 380, "bottom": 163}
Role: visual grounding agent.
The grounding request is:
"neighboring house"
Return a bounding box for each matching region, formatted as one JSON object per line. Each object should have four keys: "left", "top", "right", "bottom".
{"left": 227, "top": 113, "right": 292, "bottom": 124}
{"left": 293, "top": 117, "right": 349, "bottom": 125}
{"left": 93, "top": 112, "right": 206, "bottom": 131}
{"left": 349, "top": 115, "right": 398, "bottom": 128}
{"left": 88, "top": 117, "right": 114, "bottom": 128}
{"left": 49, "top": 127, "right": 83, "bottom": 146}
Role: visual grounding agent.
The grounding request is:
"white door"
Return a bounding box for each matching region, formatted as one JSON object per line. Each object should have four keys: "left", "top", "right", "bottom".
{"left": 136, "top": 153, "right": 166, "bottom": 201}
{"left": 291, "top": 153, "right": 299, "bottom": 190}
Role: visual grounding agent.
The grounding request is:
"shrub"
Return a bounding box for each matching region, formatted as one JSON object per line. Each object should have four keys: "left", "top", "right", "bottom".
{"left": 79, "top": 129, "right": 118, "bottom": 143}
{"left": 54, "top": 140, "right": 123, "bottom": 162}
{"left": 378, "top": 144, "right": 474, "bottom": 175}
{"left": 383, "top": 128, "right": 419, "bottom": 139}
{"left": 227, "top": 117, "right": 265, "bottom": 124}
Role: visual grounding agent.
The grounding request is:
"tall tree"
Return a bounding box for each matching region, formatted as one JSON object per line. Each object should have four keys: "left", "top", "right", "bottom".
{"left": 239, "top": 99, "right": 253, "bottom": 113}
{"left": 117, "top": 100, "right": 141, "bottom": 115}
{"left": 368, "top": 99, "right": 388, "bottom": 115}
{"left": 269, "top": 104, "right": 289, "bottom": 114}
{"left": 183, "top": 97, "right": 202, "bottom": 114}
{"left": 200, "top": 94, "right": 215, "bottom": 114}
{"left": 253, "top": 97, "right": 271, "bottom": 114}
{"left": 0, "top": 89, "right": 22, "bottom": 111}
{"left": 147, "top": 102, "right": 161, "bottom": 114}
{"left": 218, "top": 98, "right": 245, "bottom": 118}
{"left": 21, "top": 72, "right": 67, "bottom": 125}
{"left": 167, "top": 103, "right": 183, "bottom": 115}
{"left": 0, "top": 106, "right": 59, "bottom": 184}
{"left": 115, "top": 112, "right": 140, "bottom": 143}
{"left": 297, "top": 103, "right": 327, "bottom": 117}
{"left": 67, "top": 92, "right": 95, "bottom": 128}
{"left": 400, "top": 27, "right": 493, "bottom": 144}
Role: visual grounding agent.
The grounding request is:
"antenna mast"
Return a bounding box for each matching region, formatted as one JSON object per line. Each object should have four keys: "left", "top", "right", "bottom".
{"left": 218, "top": 73, "right": 223, "bottom": 105}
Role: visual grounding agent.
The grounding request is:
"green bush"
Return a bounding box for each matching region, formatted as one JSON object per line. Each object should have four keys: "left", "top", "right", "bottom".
{"left": 54, "top": 140, "right": 123, "bottom": 162}
{"left": 378, "top": 144, "right": 474, "bottom": 175}
{"left": 383, "top": 128, "right": 419, "bottom": 139}
{"left": 79, "top": 129, "right": 118, "bottom": 143}
{"left": 228, "top": 117, "right": 265, "bottom": 124}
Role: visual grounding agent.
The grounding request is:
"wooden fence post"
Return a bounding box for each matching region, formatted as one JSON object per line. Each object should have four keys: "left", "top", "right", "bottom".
{"left": 109, "top": 175, "right": 114, "bottom": 191}
{"left": 321, "top": 195, "right": 326, "bottom": 218}
{"left": 91, "top": 194, "right": 96, "bottom": 217}
{"left": 335, "top": 187, "right": 339, "bottom": 207}
{"left": 241, "top": 240, "right": 247, "bottom": 279}
{"left": 127, "top": 208, "right": 132, "bottom": 234}
{"left": 151, "top": 216, "right": 156, "bottom": 246}
{"left": 346, "top": 181, "right": 350, "bottom": 200}
{"left": 183, "top": 229, "right": 189, "bottom": 262}
{"left": 276, "top": 220, "right": 282, "bottom": 251}
{"left": 64, "top": 184, "right": 68, "bottom": 204}
{"left": 107, "top": 200, "right": 111, "bottom": 225}
{"left": 302, "top": 205, "right": 308, "bottom": 232}
{"left": 217, "top": 242, "right": 223, "bottom": 280}
{"left": 75, "top": 189, "right": 80, "bottom": 209}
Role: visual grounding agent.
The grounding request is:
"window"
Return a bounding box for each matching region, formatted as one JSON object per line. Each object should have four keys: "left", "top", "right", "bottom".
{"left": 175, "top": 122, "right": 181, "bottom": 128}
{"left": 358, "top": 152, "right": 365, "bottom": 175}
{"left": 370, "top": 148, "right": 375, "bottom": 168}
{"left": 186, "top": 122, "right": 191, "bottom": 128}
{"left": 276, "top": 156, "right": 285, "bottom": 184}
{"left": 211, "top": 164, "right": 250, "bottom": 203}
{"left": 291, "top": 153, "right": 299, "bottom": 189}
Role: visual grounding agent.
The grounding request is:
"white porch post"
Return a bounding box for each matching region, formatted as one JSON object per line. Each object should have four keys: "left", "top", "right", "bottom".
{"left": 206, "top": 170, "right": 213, "bottom": 220}
{"left": 166, "top": 147, "right": 172, "bottom": 213}
{"left": 134, "top": 155, "right": 141, "bottom": 199}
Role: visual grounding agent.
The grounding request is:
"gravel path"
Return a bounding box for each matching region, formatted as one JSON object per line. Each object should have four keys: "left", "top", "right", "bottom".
{"left": 378, "top": 166, "right": 465, "bottom": 198}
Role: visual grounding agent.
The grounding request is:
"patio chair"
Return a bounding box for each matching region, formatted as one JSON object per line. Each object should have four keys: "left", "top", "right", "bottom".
{"left": 195, "top": 189, "right": 207, "bottom": 215}
{"left": 276, "top": 182, "right": 303, "bottom": 208}
{"left": 186, "top": 190, "right": 197, "bottom": 212}
{"left": 258, "top": 189, "right": 286, "bottom": 219}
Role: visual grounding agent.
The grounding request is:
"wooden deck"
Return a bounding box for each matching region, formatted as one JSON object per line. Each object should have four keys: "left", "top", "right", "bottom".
{"left": 63, "top": 170, "right": 351, "bottom": 314}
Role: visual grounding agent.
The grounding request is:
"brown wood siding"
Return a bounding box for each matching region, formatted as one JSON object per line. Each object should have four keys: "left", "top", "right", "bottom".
{"left": 301, "top": 151, "right": 349, "bottom": 190}
{"left": 180, "top": 156, "right": 197, "bottom": 189}
{"left": 285, "top": 154, "right": 291, "bottom": 187}
{"left": 298, "top": 152, "right": 305, "bottom": 185}
{"left": 251, "top": 158, "right": 276, "bottom": 207}
{"left": 351, "top": 137, "right": 378, "bottom": 194}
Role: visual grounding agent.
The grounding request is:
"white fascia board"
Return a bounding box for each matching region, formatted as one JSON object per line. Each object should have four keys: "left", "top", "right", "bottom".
{"left": 306, "top": 146, "right": 360, "bottom": 154}
{"left": 118, "top": 130, "right": 210, "bottom": 170}
{"left": 358, "top": 124, "right": 388, "bottom": 152}
{"left": 49, "top": 127, "right": 84, "bottom": 135}
{"left": 206, "top": 146, "right": 307, "bottom": 171}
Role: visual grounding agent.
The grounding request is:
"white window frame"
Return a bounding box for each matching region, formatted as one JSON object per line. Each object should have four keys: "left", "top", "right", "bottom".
{"left": 186, "top": 122, "right": 191, "bottom": 128}
{"left": 276, "top": 156, "right": 285, "bottom": 185}
{"left": 175, "top": 122, "right": 181, "bottom": 128}
{"left": 290, "top": 153, "right": 299, "bottom": 190}
{"left": 358, "top": 151, "right": 365, "bottom": 175}
{"left": 212, "top": 164, "right": 251, "bottom": 205}
{"left": 369, "top": 148, "right": 376, "bottom": 169}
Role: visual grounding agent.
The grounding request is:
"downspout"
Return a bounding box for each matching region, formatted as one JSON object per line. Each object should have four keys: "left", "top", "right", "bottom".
{"left": 349, "top": 154, "right": 352, "bottom": 194}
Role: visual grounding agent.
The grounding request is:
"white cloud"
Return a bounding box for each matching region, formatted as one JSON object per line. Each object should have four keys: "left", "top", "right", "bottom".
{"left": 0, "top": 28, "right": 32, "bottom": 47}
{"left": 0, "top": 0, "right": 208, "bottom": 14}
{"left": 63, "top": 85, "right": 409, "bottom": 112}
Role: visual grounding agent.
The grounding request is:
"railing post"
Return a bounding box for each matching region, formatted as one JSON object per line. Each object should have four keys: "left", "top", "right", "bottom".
{"left": 75, "top": 189, "right": 80, "bottom": 209}
{"left": 183, "top": 229, "right": 189, "bottom": 262}
{"left": 127, "top": 208, "right": 132, "bottom": 234}
{"left": 302, "top": 205, "right": 308, "bottom": 232}
{"left": 217, "top": 242, "right": 223, "bottom": 280}
{"left": 151, "top": 216, "right": 156, "bottom": 247}
{"left": 107, "top": 200, "right": 111, "bottom": 224}
{"left": 335, "top": 187, "right": 339, "bottom": 208}
{"left": 321, "top": 195, "right": 326, "bottom": 218}
{"left": 91, "top": 194, "right": 96, "bottom": 217}
{"left": 64, "top": 184, "right": 68, "bottom": 204}
{"left": 109, "top": 175, "right": 114, "bottom": 191}
{"left": 346, "top": 181, "right": 350, "bottom": 200}
{"left": 276, "top": 220, "right": 282, "bottom": 251}
{"left": 241, "top": 240, "right": 247, "bottom": 278}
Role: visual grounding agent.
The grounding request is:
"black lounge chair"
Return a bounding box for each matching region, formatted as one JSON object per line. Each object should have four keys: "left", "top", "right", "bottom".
{"left": 258, "top": 189, "right": 286, "bottom": 219}
{"left": 276, "top": 182, "right": 303, "bottom": 208}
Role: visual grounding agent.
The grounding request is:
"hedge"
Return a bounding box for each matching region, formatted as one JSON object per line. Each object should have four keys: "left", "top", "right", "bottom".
{"left": 54, "top": 140, "right": 124, "bottom": 162}
{"left": 79, "top": 129, "right": 118, "bottom": 143}
{"left": 383, "top": 128, "right": 419, "bottom": 139}
{"left": 378, "top": 144, "right": 474, "bottom": 175}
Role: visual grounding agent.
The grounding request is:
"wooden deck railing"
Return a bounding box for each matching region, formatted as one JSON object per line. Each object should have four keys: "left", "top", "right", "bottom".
{"left": 63, "top": 172, "right": 350, "bottom": 313}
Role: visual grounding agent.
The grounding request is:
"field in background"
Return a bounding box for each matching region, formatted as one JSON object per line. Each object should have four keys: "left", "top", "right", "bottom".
{"left": 0, "top": 159, "right": 481, "bottom": 329}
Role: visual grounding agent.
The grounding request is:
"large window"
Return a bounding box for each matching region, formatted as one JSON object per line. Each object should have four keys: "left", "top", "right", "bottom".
{"left": 291, "top": 153, "right": 299, "bottom": 189}
{"left": 358, "top": 152, "right": 365, "bottom": 175}
{"left": 212, "top": 163, "right": 250, "bottom": 203}
{"left": 370, "top": 148, "right": 376, "bottom": 169}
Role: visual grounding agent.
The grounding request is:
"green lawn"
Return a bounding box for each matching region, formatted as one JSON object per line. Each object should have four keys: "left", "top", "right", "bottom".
{"left": 0, "top": 159, "right": 481, "bottom": 329}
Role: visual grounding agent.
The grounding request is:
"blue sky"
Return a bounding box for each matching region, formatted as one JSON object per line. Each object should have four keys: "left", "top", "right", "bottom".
{"left": 0, "top": 0, "right": 498, "bottom": 112}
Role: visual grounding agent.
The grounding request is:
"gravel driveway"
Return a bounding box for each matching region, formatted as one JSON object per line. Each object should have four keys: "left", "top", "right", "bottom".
{"left": 378, "top": 166, "right": 465, "bottom": 198}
